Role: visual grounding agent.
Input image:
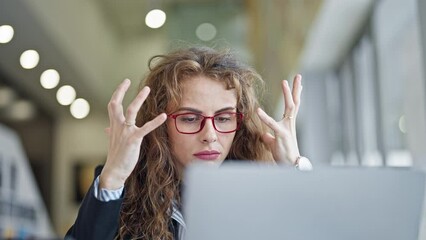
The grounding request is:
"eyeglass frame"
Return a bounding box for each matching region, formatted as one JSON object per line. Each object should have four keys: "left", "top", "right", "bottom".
{"left": 167, "top": 112, "right": 244, "bottom": 134}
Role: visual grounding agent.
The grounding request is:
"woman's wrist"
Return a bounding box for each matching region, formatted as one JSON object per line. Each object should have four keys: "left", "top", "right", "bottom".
{"left": 99, "top": 168, "right": 127, "bottom": 190}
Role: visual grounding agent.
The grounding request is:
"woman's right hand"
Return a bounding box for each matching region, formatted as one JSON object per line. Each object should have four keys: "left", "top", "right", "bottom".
{"left": 99, "top": 79, "right": 167, "bottom": 190}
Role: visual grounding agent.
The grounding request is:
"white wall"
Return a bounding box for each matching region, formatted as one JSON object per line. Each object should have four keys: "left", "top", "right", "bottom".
{"left": 51, "top": 113, "right": 108, "bottom": 234}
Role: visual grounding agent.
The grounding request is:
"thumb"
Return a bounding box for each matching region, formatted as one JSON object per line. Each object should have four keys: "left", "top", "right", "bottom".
{"left": 261, "top": 132, "right": 275, "bottom": 146}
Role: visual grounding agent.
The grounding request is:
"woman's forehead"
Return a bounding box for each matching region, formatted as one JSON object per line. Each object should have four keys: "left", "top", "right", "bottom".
{"left": 172, "top": 76, "right": 237, "bottom": 112}
{"left": 181, "top": 76, "right": 236, "bottom": 97}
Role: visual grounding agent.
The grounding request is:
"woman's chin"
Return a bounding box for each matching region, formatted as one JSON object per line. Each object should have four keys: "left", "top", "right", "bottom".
{"left": 191, "top": 158, "right": 223, "bottom": 167}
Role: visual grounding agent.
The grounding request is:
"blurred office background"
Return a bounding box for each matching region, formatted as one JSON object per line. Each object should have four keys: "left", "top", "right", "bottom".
{"left": 0, "top": 0, "right": 426, "bottom": 238}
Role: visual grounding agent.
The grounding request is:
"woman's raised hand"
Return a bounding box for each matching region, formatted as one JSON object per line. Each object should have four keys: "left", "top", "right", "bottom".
{"left": 100, "top": 79, "right": 167, "bottom": 190}
{"left": 257, "top": 74, "right": 303, "bottom": 165}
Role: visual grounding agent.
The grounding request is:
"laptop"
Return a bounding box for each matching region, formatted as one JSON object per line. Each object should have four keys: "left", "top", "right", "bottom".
{"left": 183, "top": 163, "right": 425, "bottom": 240}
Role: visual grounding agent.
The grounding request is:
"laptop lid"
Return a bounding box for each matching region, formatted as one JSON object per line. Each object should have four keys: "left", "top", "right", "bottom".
{"left": 183, "top": 163, "right": 425, "bottom": 240}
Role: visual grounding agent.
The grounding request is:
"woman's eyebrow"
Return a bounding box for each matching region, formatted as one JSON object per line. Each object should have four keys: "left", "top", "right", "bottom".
{"left": 176, "top": 107, "right": 202, "bottom": 113}
{"left": 175, "top": 107, "right": 236, "bottom": 114}
{"left": 214, "top": 107, "right": 237, "bottom": 113}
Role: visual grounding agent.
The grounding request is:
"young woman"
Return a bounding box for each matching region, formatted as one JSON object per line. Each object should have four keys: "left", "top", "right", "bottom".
{"left": 66, "top": 46, "right": 310, "bottom": 240}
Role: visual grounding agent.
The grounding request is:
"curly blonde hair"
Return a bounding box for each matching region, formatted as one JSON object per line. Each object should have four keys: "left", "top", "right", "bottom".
{"left": 119, "top": 46, "right": 272, "bottom": 239}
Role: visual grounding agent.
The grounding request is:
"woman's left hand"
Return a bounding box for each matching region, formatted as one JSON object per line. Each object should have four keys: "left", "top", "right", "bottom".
{"left": 257, "top": 74, "right": 303, "bottom": 165}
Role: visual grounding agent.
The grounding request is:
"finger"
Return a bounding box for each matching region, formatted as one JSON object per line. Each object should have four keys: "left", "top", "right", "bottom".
{"left": 257, "top": 108, "right": 282, "bottom": 134}
{"left": 282, "top": 80, "right": 295, "bottom": 116}
{"left": 135, "top": 113, "right": 168, "bottom": 139}
{"left": 292, "top": 74, "right": 303, "bottom": 107}
{"left": 126, "top": 86, "right": 150, "bottom": 123}
{"left": 261, "top": 132, "right": 275, "bottom": 146}
{"left": 108, "top": 79, "right": 131, "bottom": 121}
{"left": 105, "top": 127, "right": 111, "bottom": 135}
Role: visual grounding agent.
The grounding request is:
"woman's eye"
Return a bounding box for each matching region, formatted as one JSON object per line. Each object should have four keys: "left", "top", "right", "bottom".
{"left": 215, "top": 114, "right": 233, "bottom": 122}
{"left": 179, "top": 115, "right": 200, "bottom": 123}
{"left": 217, "top": 117, "right": 230, "bottom": 122}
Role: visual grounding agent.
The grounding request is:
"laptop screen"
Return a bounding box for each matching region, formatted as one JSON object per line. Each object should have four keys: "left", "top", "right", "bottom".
{"left": 183, "top": 163, "right": 425, "bottom": 240}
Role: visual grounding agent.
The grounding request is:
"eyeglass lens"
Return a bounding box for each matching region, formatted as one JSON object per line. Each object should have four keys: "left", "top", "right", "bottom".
{"left": 175, "top": 112, "right": 239, "bottom": 133}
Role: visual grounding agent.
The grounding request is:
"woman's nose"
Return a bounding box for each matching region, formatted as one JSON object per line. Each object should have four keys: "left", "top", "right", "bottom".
{"left": 200, "top": 118, "right": 217, "bottom": 143}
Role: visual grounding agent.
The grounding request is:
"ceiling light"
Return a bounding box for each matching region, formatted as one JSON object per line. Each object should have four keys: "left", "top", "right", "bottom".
{"left": 0, "top": 25, "right": 14, "bottom": 43}
{"left": 196, "top": 23, "right": 217, "bottom": 41}
{"left": 40, "top": 69, "right": 60, "bottom": 89}
{"left": 70, "top": 98, "right": 90, "bottom": 119}
{"left": 56, "top": 85, "right": 76, "bottom": 106}
{"left": 20, "top": 50, "right": 40, "bottom": 69}
{"left": 145, "top": 9, "right": 166, "bottom": 29}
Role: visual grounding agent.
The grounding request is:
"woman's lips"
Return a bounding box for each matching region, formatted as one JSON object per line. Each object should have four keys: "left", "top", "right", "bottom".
{"left": 193, "top": 150, "right": 221, "bottom": 160}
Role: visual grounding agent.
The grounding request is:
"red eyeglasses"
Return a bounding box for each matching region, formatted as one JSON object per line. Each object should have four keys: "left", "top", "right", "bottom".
{"left": 168, "top": 112, "right": 244, "bottom": 134}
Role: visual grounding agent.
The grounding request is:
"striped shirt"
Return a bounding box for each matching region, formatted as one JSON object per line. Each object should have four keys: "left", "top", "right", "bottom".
{"left": 93, "top": 176, "right": 186, "bottom": 239}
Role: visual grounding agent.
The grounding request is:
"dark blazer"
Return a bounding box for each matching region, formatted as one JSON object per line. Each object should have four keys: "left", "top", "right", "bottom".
{"left": 65, "top": 166, "right": 180, "bottom": 240}
{"left": 65, "top": 166, "right": 122, "bottom": 240}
